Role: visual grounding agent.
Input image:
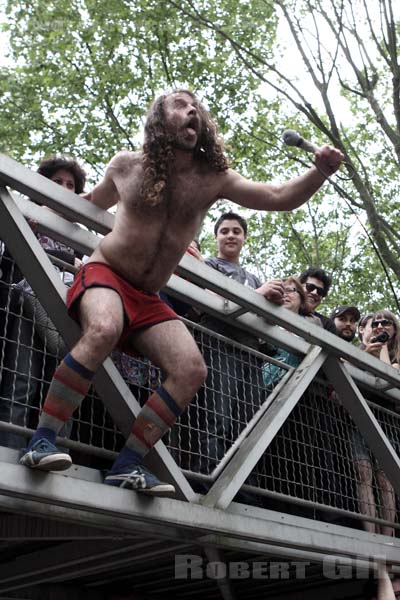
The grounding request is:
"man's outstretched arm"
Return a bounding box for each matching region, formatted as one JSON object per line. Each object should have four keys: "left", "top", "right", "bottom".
{"left": 220, "top": 145, "right": 344, "bottom": 211}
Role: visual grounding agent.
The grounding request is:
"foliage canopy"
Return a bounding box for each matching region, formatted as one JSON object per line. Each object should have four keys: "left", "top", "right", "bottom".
{"left": 1, "top": 0, "right": 400, "bottom": 314}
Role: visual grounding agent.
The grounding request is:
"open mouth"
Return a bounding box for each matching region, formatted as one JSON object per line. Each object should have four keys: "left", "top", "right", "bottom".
{"left": 185, "top": 117, "right": 199, "bottom": 135}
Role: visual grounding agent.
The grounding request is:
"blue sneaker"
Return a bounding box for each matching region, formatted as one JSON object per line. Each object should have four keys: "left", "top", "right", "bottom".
{"left": 20, "top": 438, "right": 72, "bottom": 471}
{"left": 104, "top": 464, "right": 175, "bottom": 497}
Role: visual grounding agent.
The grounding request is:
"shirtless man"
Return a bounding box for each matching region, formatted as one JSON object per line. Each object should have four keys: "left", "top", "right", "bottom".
{"left": 20, "top": 89, "right": 344, "bottom": 496}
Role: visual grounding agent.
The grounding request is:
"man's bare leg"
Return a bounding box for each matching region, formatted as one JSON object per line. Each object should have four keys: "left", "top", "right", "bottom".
{"left": 105, "top": 319, "right": 207, "bottom": 495}
{"left": 132, "top": 319, "right": 207, "bottom": 407}
{"left": 20, "top": 288, "right": 124, "bottom": 470}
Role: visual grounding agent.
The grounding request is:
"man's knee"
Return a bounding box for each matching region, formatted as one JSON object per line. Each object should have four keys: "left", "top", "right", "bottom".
{"left": 83, "top": 318, "right": 123, "bottom": 351}
{"left": 176, "top": 352, "right": 207, "bottom": 393}
{"left": 188, "top": 353, "right": 208, "bottom": 388}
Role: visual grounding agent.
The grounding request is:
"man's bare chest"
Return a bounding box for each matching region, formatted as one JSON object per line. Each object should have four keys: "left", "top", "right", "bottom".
{"left": 168, "top": 172, "right": 219, "bottom": 211}
{"left": 121, "top": 171, "right": 218, "bottom": 221}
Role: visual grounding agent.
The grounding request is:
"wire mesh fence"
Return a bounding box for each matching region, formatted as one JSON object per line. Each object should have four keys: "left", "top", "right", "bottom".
{"left": 0, "top": 248, "right": 124, "bottom": 459}
{"left": 0, "top": 246, "right": 399, "bottom": 530}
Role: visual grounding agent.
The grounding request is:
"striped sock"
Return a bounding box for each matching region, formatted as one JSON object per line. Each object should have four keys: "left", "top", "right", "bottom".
{"left": 111, "top": 386, "right": 183, "bottom": 472}
{"left": 28, "top": 353, "right": 94, "bottom": 449}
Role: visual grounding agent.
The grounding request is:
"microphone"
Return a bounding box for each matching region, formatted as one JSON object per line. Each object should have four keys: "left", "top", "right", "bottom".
{"left": 282, "top": 129, "right": 319, "bottom": 154}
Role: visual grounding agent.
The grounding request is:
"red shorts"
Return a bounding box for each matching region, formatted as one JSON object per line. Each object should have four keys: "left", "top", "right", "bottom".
{"left": 66, "top": 262, "right": 179, "bottom": 354}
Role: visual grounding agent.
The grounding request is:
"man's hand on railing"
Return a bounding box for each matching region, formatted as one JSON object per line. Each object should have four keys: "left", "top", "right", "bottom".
{"left": 256, "top": 278, "right": 285, "bottom": 305}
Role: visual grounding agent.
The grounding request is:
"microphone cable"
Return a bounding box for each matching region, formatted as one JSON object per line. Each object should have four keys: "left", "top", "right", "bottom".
{"left": 309, "top": 158, "right": 400, "bottom": 313}
{"left": 232, "top": 122, "right": 400, "bottom": 312}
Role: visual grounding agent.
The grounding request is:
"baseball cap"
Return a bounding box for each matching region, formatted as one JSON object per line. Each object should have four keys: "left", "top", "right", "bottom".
{"left": 330, "top": 305, "right": 361, "bottom": 320}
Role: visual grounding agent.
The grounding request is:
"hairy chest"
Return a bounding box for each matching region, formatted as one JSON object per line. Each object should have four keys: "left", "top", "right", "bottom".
{"left": 121, "top": 169, "right": 219, "bottom": 224}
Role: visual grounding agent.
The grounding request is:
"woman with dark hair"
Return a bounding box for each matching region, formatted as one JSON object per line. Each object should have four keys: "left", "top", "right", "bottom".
{"left": 353, "top": 309, "right": 400, "bottom": 536}
{"left": 37, "top": 155, "right": 87, "bottom": 195}
{"left": 0, "top": 156, "right": 86, "bottom": 450}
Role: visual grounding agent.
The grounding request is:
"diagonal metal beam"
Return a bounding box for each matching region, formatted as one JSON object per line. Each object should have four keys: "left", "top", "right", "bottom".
{"left": 323, "top": 357, "right": 400, "bottom": 496}
{"left": 201, "top": 345, "right": 327, "bottom": 509}
{"left": 210, "top": 365, "right": 295, "bottom": 479}
{"left": 0, "top": 186, "right": 195, "bottom": 501}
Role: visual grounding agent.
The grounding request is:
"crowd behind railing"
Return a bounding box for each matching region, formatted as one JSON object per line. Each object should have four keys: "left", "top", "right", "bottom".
{"left": 0, "top": 154, "right": 399, "bottom": 540}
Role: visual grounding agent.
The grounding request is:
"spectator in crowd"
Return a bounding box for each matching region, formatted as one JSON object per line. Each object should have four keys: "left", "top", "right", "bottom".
{"left": 0, "top": 156, "right": 86, "bottom": 450}
{"left": 358, "top": 312, "right": 374, "bottom": 345}
{"left": 262, "top": 276, "right": 321, "bottom": 389}
{"left": 196, "top": 211, "right": 280, "bottom": 479}
{"left": 299, "top": 267, "right": 336, "bottom": 334}
{"left": 329, "top": 305, "right": 360, "bottom": 342}
{"left": 200, "top": 211, "right": 282, "bottom": 348}
{"left": 319, "top": 304, "right": 361, "bottom": 523}
{"left": 352, "top": 311, "right": 378, "bottom": 534}
{"left": 0, "top": 244, "right": 23, "bottom": 363}
{"left": 353, "top": 309, "right": 400, "bottom": 536}
{"left": 363, "top": 310, "right": 400, "bottom": 367}
{"left": 261, "top": 276, "right": 335, "bottom": 515}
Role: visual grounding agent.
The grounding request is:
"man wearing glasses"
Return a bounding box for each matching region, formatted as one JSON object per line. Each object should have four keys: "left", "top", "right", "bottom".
{"left": 299, "top": 267, "right": 336, "bottom": 334}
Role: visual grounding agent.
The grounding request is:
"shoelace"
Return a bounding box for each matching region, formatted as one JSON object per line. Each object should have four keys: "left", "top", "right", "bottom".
{"left": 120, "top": 468, "right": 147, "bottom": 490}
{"left": 35, "top": 439, "right": 54, "bottom": 452}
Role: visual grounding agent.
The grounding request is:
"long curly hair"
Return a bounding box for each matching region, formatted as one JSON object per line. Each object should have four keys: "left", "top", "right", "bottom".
{"left": 141, "top": 89, "right": 228, "bottom": 207}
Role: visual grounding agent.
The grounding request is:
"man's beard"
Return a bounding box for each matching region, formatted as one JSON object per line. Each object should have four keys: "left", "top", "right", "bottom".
{"left": 172, "top": 131, "right": 198, "bottom": 151}
{"left": 342, "top": 330, "right": 356, "bottom": 341}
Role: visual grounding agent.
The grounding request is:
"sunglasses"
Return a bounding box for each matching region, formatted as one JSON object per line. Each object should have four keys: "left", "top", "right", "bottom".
{"left": 305, "top": 282, "right": 325, "bottom": 297}
{"left": 371, "top": 319, "right": 394, "bottom": 329}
